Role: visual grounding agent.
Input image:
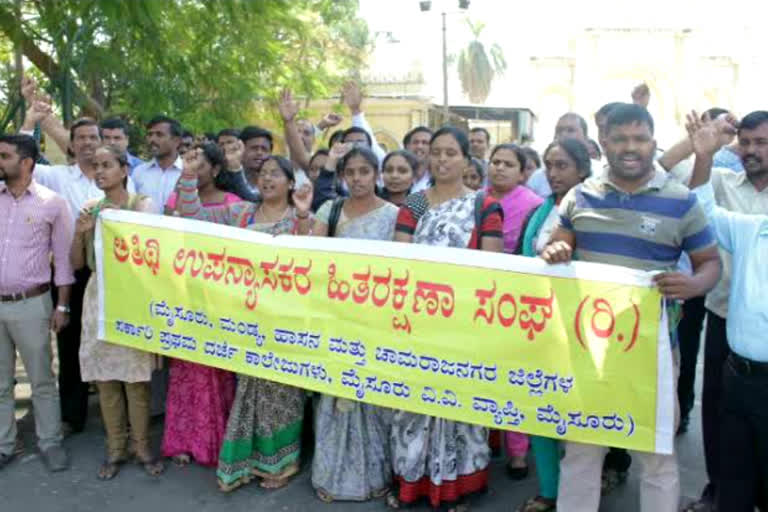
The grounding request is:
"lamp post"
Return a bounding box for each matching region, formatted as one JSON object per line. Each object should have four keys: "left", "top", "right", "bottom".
{"left": 420, "top": 1, "right": 470, "bottom": 121}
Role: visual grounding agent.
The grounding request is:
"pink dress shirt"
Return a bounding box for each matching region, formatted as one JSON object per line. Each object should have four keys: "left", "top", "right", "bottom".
{"left": 0, "top": 180, "right": 75, "bottom": 295}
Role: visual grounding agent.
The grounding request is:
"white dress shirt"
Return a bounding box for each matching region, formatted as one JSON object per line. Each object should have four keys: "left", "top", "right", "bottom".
{"left": 131, "top": 156, "right": 183, "bottom": 214}
{"left": 33, "top": 163, "right": 136, "bottom": 219}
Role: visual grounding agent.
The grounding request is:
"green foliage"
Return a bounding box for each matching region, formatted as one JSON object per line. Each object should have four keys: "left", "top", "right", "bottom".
{"left": 457, "top": 18, "right": 506, "bottom": 104}
{"left": 0, "top": 0, "right": 369, "bottom": 132}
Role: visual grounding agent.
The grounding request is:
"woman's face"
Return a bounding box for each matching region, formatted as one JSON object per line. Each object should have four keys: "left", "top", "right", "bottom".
{"left": 545, "top": 145, "right": 584, "bottom": 198}
{"left": 462, "top": 165, "right": 483, "bottom": 190}
{"left": 93, "top": 148, "right": 127, "bottom": 191}
{"left": 382, "top": 155, "right": 414, "bottom": 194}
{"left": 488, "top": 148, "right": 524, "bottom": 193}
{"left": 429, "top": 134, "right": 467, "bottom": 185}
{"left": 257, "top": 159, "right": 292, "bottom": 202}
{"left": 341, "top": 154, "right": 377, "bottom": 199}
{"left": 308, "top": 153, "right": 328, "bottom": 182}
{"left": 194, "top": 152, "right": 218, "bottom": 189}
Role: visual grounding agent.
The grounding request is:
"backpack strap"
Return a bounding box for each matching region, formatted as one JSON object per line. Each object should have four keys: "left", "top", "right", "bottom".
{"left": 327, "top": 198, "right": 345, "bottom": 237}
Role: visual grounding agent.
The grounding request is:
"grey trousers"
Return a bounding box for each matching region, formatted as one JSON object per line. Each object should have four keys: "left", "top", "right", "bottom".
{"left": 0, "top": 294, "right": 62, "bottom": 454}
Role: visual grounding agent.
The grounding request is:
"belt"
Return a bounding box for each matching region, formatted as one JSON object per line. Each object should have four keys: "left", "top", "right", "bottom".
{"left": 728, "top": 353, "right": 768, "bottom": 377}
{"left": 0, "top": 283, "right": 51, "bottom": 303}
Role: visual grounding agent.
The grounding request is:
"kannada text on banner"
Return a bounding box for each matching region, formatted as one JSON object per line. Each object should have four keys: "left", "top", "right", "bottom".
{"left": 96, "top": 210, "right": 671, "bottom": 454}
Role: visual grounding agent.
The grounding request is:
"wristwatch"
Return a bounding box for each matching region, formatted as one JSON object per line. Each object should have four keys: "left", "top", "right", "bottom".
{"left": 56, "top": 305, "right": 71, "bottom": 314}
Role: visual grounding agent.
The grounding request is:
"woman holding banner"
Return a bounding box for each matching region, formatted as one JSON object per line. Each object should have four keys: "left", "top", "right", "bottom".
{"left": 161, "top": 144, "right": 237, "bottom": 468}
{"left": 514, "top": 137, "right": 591, "bottom": 512}
{"left": 70, "top": 145, "right": 164, "bottom": 480}
{"left": 177, "top": 152, "right": 314, "bottom": 492}
{"left": 310, "top": 146, "right": 399, "bottom": 502}
{"left": 388, "top": 126, "right": 504, "bottom": 511}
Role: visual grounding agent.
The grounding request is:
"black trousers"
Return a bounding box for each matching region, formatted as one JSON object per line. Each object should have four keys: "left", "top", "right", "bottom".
{"left": 53, "top": 267, "right": 91, "bottom": 432}
{"left": 702, "top": 311, "right": 729, "bottom": 491}
{"left": 677, "top": 296, "right": 707, "bottom": 419}
{"left": 717, "top": 356, "right": 768, "bottom": 512}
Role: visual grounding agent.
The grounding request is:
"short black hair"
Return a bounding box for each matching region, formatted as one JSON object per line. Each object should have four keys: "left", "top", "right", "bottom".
{"left": 702, "top": 108, "right": 729, "bottom": 122}
{"left": 100, "top": 117, "right": 128, "bottom": 134}
{"left": 738, "top": 111, "right": 768, "bottom": 134}
{"left": 468, "top": 157, "right": 485, "bottom": 179}
{"left": 521, "top": 147, "right": 541, "bottom": 168}
{"left": 181, "top": 130, "right": 194, "bottom": 139}
{"left": 204, "top": 132, "right": 216, "bottom": 141}
{"left": 403, "top": 126, "right": 433, "bottom": 147}
{"left": 489, "top": 143, "right": 527, "bottom": 172}
{"left": 199, "top": 142, "right": 227, "bottom": 172}
{"left": 559, "top": 113, "right": 589, "bottom": 137}
{"left": 329, "top": 129, "right": 345, "bottom": 147}
{"left": 309, "top": 149, "right": 329, "bottom": 167}
{"left": 340, "top": 146, "right": 379, "bottom": 173}
{"left": 595, "top": 102, "right": 627, "bottom": 120}
{"left": 239, "top": 126, "right": 274, "bottom": 150}
{"left": 146, "top": 115, "right": 182, "bottom": 137}
{"left": 382, "top": 150, "right": 419, "bottom": 175}
{"left": 544, "top": 137, "right": 592, "bottom": 179}
{"left": 342, "top": 126, "right": 372, "bottom": 147}
{"left": 217, "top": 128, "right": 241, "bottom": 141}
{"left": 604, "top": 103, "right": 655, "bottom": 135}
{"left": 470, "top": 127, "right": 491, "bottom": 143}
{"left": 70, "top": 118, "right": 100, "bottom": 141}
{"left": 0, "top": 134, "right": 40, "bottom": 167}
{"left": 431, "top": 126, "right": 470, "bottom": 159}
{"left": 587, "top": 138, "right": 602, "bottom": 159}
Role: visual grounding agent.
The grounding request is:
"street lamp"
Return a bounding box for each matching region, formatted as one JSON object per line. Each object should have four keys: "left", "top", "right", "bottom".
{"left": 419, "top": 1, "right": 470, "bottom": 120}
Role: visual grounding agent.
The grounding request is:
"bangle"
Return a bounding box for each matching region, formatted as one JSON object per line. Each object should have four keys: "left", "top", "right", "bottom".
{"left": 56, "top": 305, "right": 71, "bottom": 314}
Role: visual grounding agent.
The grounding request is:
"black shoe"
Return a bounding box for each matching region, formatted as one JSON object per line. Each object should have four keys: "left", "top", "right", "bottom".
{"left": 0, "top": 452, "right": 15, "bottom": 470}
{"left": 677, "top": 415, "right": 690, "bottom": 436}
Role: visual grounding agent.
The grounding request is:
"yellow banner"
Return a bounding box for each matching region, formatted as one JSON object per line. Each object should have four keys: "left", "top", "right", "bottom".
{"left": 96, "top": 210, "right": 673, "bottom": 453}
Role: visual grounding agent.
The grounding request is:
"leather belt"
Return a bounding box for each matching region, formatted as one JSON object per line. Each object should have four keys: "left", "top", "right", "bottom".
{"left": 728, "top": 352, "right": 768, "bottom": 377}
{"left": 0, "top": 283, "right": 51, "bottom": 303}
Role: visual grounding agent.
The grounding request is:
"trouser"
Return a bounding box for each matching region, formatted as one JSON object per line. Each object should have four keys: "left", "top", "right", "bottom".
{"left": 53, "top": 268, "right": 90, "bottom": 431}
{"left": 702, "top": 311, "right": 728, "bottom": 492}
{"left": 531, "top": 435, "right": 560, "bottom": 499}
{"left": 677, "top": 296, "right": 707, "bottom": 420}
{"left": 96, "top": 380, "right": 151, "bottom": 461}
{"left": 0, "top": 293, "right": 62, "bottom": 454}
{"left": 557, "top": 349, "right": 680, "bottom": 512}
{"left": 717, "top": 356, "right": 768, "bottom": 512}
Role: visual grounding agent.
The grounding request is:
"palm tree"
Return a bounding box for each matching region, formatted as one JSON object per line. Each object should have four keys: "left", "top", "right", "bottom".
{"left": 457, "top": 19, "right": 507, "bottom": 104}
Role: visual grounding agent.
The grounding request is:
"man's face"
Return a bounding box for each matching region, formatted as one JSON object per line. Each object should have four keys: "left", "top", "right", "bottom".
{"left": 738, "top": 122, "right": 768, "bottom": 178}
{"left": 217, "top": 135, "right": 239, "bottom": 154}
{"left": 71, "top": 124, "right": 101, "bottom": 162}
{"left": 469, "top": 131, "right": 489, "bottom": 159}
{"left": 0, "top": 142, "right": 28, "bottom": 181}
{"left": 555, "top": 115, "right": 586, "bottom": 143}
{"left": 297, "top": 120, "right": 314, "bottom": 153}
{"left": 343, "top": 132, "right": 369, "bottom": 147}
{"left": 101, "top": 128, "right": 129, "bottom": 153}
{"left": 179, "top": 136, "right": 194, "bottom": 156}
{"left": 406, "top": 131, "right": 431, "bottom": 167}
{"left": 242, "top": 137, "right": 272, "bottom": 172}
{"left": 604, "top": 121, "right": 656, "bottom": 182}
{"left": 146, "top": 122, "right": 179, "bottom": 159}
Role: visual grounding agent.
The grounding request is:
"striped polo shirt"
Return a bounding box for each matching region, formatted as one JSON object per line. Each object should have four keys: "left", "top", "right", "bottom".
{"left": 558, "top": 165, "right": 715, "bottom": 272}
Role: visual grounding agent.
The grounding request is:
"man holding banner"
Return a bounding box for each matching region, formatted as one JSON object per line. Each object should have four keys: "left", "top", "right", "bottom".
{"left": 542, "top": 104, "right": 721, "bottom": 512}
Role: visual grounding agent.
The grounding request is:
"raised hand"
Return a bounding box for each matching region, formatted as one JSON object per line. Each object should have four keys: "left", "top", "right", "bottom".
{"left": 277, "top": 88, "right": 299, "bottom": 122}
{"left": 326, "top": 142, "right": 352, "bottom": 171}
{"left": 342, "top": 81, "right": 363, "bottom": 115}
{"left": 631, "top": 83, "right": 650, "bottom": 108}
{"left": 224, "top": 139, "right": 244, "bottom": 171}
{"left": 24, "top": 98, "right": 52, "bottom": 125}
{"left": 318, "top": 112, "right": 343, "bottom": 130}
{"left": 181, "top": 147, "right": 200, "bottom": 178}
{"left": 292, "top": 182, "right": 314, "bottom": 214}
{"left": 21, "top": 75, "right": 39, "bottom": 102}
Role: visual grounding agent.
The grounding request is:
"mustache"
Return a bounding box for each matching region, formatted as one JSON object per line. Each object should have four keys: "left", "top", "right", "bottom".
{"left": 743, "top": 154, "right": 762, "bottom": 163}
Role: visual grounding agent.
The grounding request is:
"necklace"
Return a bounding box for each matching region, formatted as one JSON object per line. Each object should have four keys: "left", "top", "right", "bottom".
{"left": 258, "top": 203, "right": 291, "bottom": 223}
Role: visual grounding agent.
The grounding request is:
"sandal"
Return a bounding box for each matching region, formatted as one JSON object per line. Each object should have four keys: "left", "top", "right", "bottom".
{"left": 385, "top": 490, "right": 400, "bottom": 509}
{"left": 681, "top": 497, "right": 715, "bottom": 512}
{"left": 97, "top": 459, "right": 125, "bottom": 480}
{"left": 506, "top": 461, "right": 530, "bottom": 480}
{"left": 517, "top": 495, "right": 556, "bottom": 512}
{"left": 315, "top": 488, "right": 334, "bottom": 503}
{"left": 257, "top": 462, "right": 299, "bottom": 489}
{"left": 137, "top": 457, "right": 165, "bottom": 476}
{"left": 171, "top": 454, "right": 191, "bottom": 467}
{"left": 217, "top": 474, "right": 252, "bottom": 493}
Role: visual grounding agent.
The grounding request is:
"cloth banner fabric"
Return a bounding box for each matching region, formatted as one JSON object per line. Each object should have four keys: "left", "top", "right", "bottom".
{"left": 96, "top": 209, "right": 674, "bottom": 454}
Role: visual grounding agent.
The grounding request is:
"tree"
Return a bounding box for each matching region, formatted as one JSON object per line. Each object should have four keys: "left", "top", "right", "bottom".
{"left": 456, "top": 19, "right": 506, "bottom": 104}
{"left": 0, "top": 0, "right": 369, "bottom": 133}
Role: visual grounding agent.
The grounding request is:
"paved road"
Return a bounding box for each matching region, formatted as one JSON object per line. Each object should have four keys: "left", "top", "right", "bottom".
{"left": 2, "top": 353, "right": 707, "bottom": 511}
